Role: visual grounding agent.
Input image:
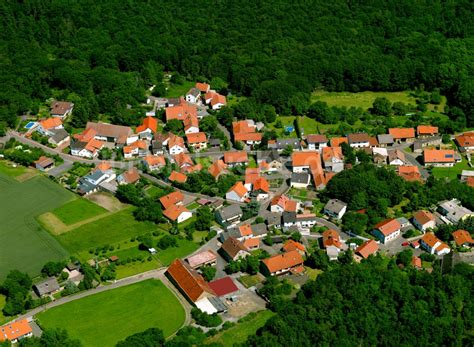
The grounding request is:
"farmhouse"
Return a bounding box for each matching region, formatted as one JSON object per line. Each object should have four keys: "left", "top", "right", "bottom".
{"left": 136, "top": 116, "right": 158, "bottom": 139}
{"left": 50, "top": 101, "right": 74, "bottom": 119}
{"left": 420, "top": 233, "right": 450, "bottom": 255}
{"left": 251, "top": 177, "right": 270, "bottom": 201}
{"left": 85, "top": 122, "right": 133, "bottom": 144}
{"left": 226, "top": 181, "right": 249, "bottom": 203}
{"left": 376, "top": 134, "right": 394, "bottom": 147}
{"left": 323, "top": 199, "right": 347, "bottom": 220}
{"left": 0, "top": 319, "right": 33, "bottom": 343}
{"left": 261, "top": 250, "right": 304, "bottom": 276}
{"left": 372, "top": 218, "right": 401, "bottom": 244}
{"left": 233, "top": 120, "right": 262, "bottom": 146}
{"left": 412, "top": 210, "right": 436, "bottom": 231}
{"left": 208, "top": 277, "right": 239, "bottom": 297}
{"left": 423, "top": 149, "right": 455, "bottom": 167}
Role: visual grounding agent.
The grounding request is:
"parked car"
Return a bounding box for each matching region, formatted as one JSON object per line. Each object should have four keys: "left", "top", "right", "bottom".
{"left": 401, "top": 242, "right": 409, "bottom": 247}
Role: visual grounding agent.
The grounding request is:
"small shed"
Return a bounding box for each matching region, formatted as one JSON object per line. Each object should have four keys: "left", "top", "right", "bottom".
{"left": 34, "top": 156, "right": 55, "bottom": 171}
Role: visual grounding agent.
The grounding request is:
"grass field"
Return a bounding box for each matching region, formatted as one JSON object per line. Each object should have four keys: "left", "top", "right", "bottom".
{"left": 165, "top": 81, "right": 195, "bottom": 98}
{"left": 157, "top": 239, "right": 199, "bottom": 266}
{"left": 239, "top": 274, "right": 264, "bottom": 288}
{"left": 36, "top": 280, "right": 185, "bottom": 347}
{"left": 115, "top": 259, "right": 161, "bottom": 279}
{"left": 206, "top": 310, "right": 275, "bottom": 346}
{"left": 0, "top": 162, "right": 27, "bottom": 177}
{"left": 0, "top": 171, "right": 72, "bottom": 279}
{"left": 431, "top": 157, "right": 471, "bottom": 180}
{"left": 52, "top": 198, "right": 107, "bottom": 225}
{"left": 57, "top": 208, "right": 157, "bottom": 256}
{"left": 311, "top": 90, "right": 417, "bottom": 109}
{"left": 194, "top": 156, "right": 213, "bottom": 169}
{"left": 0, "top": 295, "right": 8, "bottom": 325}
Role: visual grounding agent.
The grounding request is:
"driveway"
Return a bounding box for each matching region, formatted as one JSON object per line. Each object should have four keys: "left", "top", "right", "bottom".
{"left": 47, "top": 160, "right": 74, "bottom": 177}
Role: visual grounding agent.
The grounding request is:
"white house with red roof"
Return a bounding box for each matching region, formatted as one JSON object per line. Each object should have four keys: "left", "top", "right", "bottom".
{"left": 372, "top": 218, "right": 401, "bottom": 244}
{"left": 226, "top": 182, "right": 249, "bottom": 203}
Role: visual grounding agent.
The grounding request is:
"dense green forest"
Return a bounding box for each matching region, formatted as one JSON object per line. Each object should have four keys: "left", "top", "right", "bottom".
{"left": 1, "top": 0, "right": 473, "bottom": 128}
{"left": 247, "top": 258, "right": 474, "bottom": 346}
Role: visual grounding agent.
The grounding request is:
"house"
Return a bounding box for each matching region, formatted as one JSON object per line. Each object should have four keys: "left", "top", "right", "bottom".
{"left": 195, "top": 82, "right": 210, "bottom": 93}
{"left": 123, "top": 140, "right": 147, "bottom": 158}
{"left": 397, "top": 165, "right": 422, "bottom": 182}
{"left": 322, "top": 147, "right": 344, "bottom": 173}
{"left": 251, "top": 223, "right": 268, "bottom": 238}
{"left": 412, "top": 136, "right": 443, "bottom": 154}
{"left": 389, "top": 128, "right": 415, "bottom": 143}
{"left": 219, "top": 237, "right": 250, "bottom": 261}
{"left": 163, "top": 205, "right": 192, "bottom": 223}
{"left": 243, "top": 237, "right": 260, "bottom": 250}
{"left": 266, "top": 212, "right": 282, "bottom": 229}
{"left": 34, "top": 156, "right": 55, "bottom": 171}
{"left": 276, "top": 138, "right": 301, "bottom": 152}
{"left": 173, "top": 152, "right": 193, "bottom": 172}
{"left": 0, "top": 319, "right": 33, "bottom": 343}
{"left": 208, "top": 277, "right": 239, "bottom": 297}
{"left": 256, "top": 150, "right": 282, "bottom": 172}
{"left": 412, "top": 256, "right": 422, "bottom": 269}
{"left": 290, "top": 172, "right": 311, "bottom": 188}
{"left": 282, "top": 240, "right": 306, "bottom": 256}
{"left": 184, "top": 114, "right": 199, "bottom": 134}
{"left": 186, "top": 87, "right": 201, "bottom": 104}
{"left": 186, "top": 132, "right": 207, "bottom": 151}
{"left": 373, "top": 218, "right": 401, "bottom": 244}
{"left": 85, "top": 122, "right": 133, "bottom": 145}
{"left": 244, "top": 167, "right": 260, "bottom": 188}
{"left": 271, "top": 195, "right": 298, "bottom": 214}
{"left": 51, "top": 101, "right": 74, "bottom": 119}
{"left": 423, "top": 149, "right": 455, "bottom": 167}
{"left": 166, "top": 259, "right": 219, "bottom": 314}
{"left": 420, "top": 233, "right": 450, "bottom": 255}
{"left": 251, "top": 177, "right": 270, "bottom": 201}
{"left": 142, "top": 155, "right": 166, "bottom": 171}
{"left": 136, "top": 116, "right": 158, "bottom": 139}
{"left": 455, "top": 132, "right": 474, "bottom": 152}
{"left": 71, "top": 138, "right": 105, "bottom": 158}
{"left": 437, "top": 199, "right": 474, "bottom": 224}
{"left": 412, "top": 210, "right": 436, "bottom": 232}
{"left": 169, "top": 170, "right": 187, "bottom": 183}
{"left": 387, "top": 149, "right": 406, "bottom": 166}
{"left": 33, "top": 277, "right": 60, "bottom": 297}
{"left": 226, "top": 182, "right": 249, "bottom": 203}
{"left": 209, "top": 138, "right": 221, "bottom": 150}
{"left": 166, "top": 134, "right": 185, "bottom": 155}
{"left": 452, "top": 230, "right": 474, "bottom": 247}
{"left": 223, "top": 151, "right": 248, "bottom": 167}
{"left": 368, "top": 136, "right": 378, "bottom": 147}
{"left": 261, "top": 250, "right": 304, "bottom": 276}
{"left": 37, "top": 117, "right": 63, "bottom": 136}
{"left": 186, "top": 250, "right": 218, "bottom": 269}
{"left": 330, "top": 137, "right": 348, "bottom": 147}
{"left": 292, "top": 151, "right": 320, "bottom": 173}
{"left": 233, "top": 120, "right": 262, "bottom": 146}
{"left": 417, "top": 125, "right": 438, "bottom": 137}
{"left": 323, "top": 199, "right": 347, "bottom": 220}
{"left": 376, "top": 134, "right": 394, "bottom": 147}
{"left": 347, "top": 133, "right": 370, "bottom": 148}
{"left": 355, "top": 240, "right": 379, "bottom": 260}
{"left": 208, "top": 159, "right": 228, "bottom": 180}
{"left": 165, "top": 103, "right": 198, "bottom": 122}
{"left": 283, "top": 212, "right": 317, "bottom": 229}
{"left": 216, "top": 204, "right": 243, "bottom": 226}
{"left": 48, "top": 128, "right": 70, "bottom": 147}
{"left": 160, "top": 191, "right": 185, "bottom": 210}
{"left": 209, "top": 93, "right": 227, "bottom": 110}
{"left": 306, "top": 134, "right": 328, "bottom": 150}
{"left": 224, "top": 224, "right": 253, "bottom": 241}
{"left": 78, "top": 167, "right": 116, "bottom": 195}
{"left": 117, "top": 167, "right": 140, "bottom": 185}
{"left": 322, "top": 229, "right": 345, "bottom": 260}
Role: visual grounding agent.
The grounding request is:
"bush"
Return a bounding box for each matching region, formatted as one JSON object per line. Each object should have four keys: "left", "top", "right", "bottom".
{"left": 191, "top": 308, "right": 222, "bottom": 327}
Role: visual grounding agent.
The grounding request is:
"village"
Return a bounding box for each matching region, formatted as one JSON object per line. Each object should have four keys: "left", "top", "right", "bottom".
{"left": 1, "top": 82, "right": 474, "bottom": 344}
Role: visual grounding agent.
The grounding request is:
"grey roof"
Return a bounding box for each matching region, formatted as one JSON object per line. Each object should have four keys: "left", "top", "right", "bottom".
{"left": 438, "top": 199, "right": 473, "bottom": 223}
{"left": 266, "top": 212, "right": 281, "bottom": 226}
{"left": 251, "top": 223, "right": 268, "bottom": 236}
{"left": 277, "top": 138, "right": 301, "bottom": 150}
{"left": 257, "top": 149, "right": 280, "bottom": 163}
{"left": 78, "top": 180, "right": 96, "bottom": 194}
{"left": 208, "top": 296, "right": 228, "bottom": 312}
{"left": 50, "top": 128, "right": 69, "bottom": 143}
{"left": 324, "top": 199, "right": 347, "bottom": 214}
{"left": 209, "top": 138, "right": 221, "bottom": 146}
{"left": 218, "top": 205, "right": 243, "bottom": 221}
{"left": 283, "top": 211, "right": 297, "bottom": 224}
{"left": 71, "top": 140, "right": 87, "bottom": 151}
{"left": 187, "top": 88, "right": 201, "bottom": 97}
{"left": 222, "top": 227, "right": 242, "bottom": 241}
{"left": 34, "top": 277, "right": 60, "bottom": 296}
{"left": 85, "top": 170, "right": 106, "bottom": 183}
{"left": 396, "top": 217, "right": 410, "bottom": 225}
{"left": 377, "top": 134, "right": 394, "bottom": 145}
{"left": 291, "top": 172, "right": 310, "bottom": 184}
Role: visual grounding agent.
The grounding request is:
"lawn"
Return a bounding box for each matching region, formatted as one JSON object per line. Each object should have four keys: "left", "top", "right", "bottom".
{"left": 431, "top": 157, "right": 471, "bottom": 180}
{"left": 0, "top": 161, "right": 27, "bottom": 177}
{"left": 57, "top": 208, "right": 157, "bottom": 256}
{"left": 52, "top": 198, "right": 107, "bottom": 225}
{"left": 0, "top": 295, "right": 8, "bottom": 325}
{"left": 305, "top": 267, "right": 323, "bottom": 280}
{"left": 36, "top": 280, "right": 185, "bottom": 347}
{"left": 267, "top": 116, "right": 298, "bottom": 137}
{"left": 115, "top": 258, "right": 161, "bottom": 279}
{"left": 186, "top": 201, "right": 200, "bottom": 210}
{"left": 0, "top": 173, "right": 72, "bottom": 279}
{"left": 194, "top": 156, "right": 213, "bottom": 169}
{"left": 206, "top": 310, "right": 275, "bottom": 347}
{"left": 165, "top": 81, "right": 195, "bottom": 98}
{"left": 298, "top": 116, "right": 320, "bottom": 136}
{"left": 311, "top": 90, "right": 417, "bottom": 109}
{"left": 145, "top": 185, "right": 167, "bottom": 199}
{"left": 238, "top": 274, "right": 264, "bottom": 288}
{"left": 157, "top": 238, "right": 199, "bottom": 266}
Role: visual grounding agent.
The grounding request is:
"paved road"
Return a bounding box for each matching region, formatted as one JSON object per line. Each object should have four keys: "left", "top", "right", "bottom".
{"left": 47, "top": 161, "right": 74, "bottom": 177}
{"left": 392, "top": 142, "right": 430, "bottom": 179}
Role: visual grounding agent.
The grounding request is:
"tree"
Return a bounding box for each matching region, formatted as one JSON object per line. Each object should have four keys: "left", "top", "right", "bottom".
{"left": 191, "top": 308, "right": 222, "bottom": 327}
{"left": 116, "top": 328, "right": 165, "bottom": 347}
{"left": 396, "top": 249, "right": 413, "bottom": 267}
{"left": 371, "top": 97, "right": 392, "bottom": 116}
{"left": 281, "top": 145, "right": 293, "bottom": 157}
{"left": 0, "top": 270, "right": 32, "bottom": 316}
{"left": 157, "top": 235, "right": 178, "bottom": 250}
{"left": 151, "top": 83, "right": 166, "bottom": 97}
{"left": 195, "top": 206, "right": 213, "bottom": 231}
{"left": 200, "top": 266, "right": 216, "bottom": 281}
{"left": 19, "top": 329, "right": 82, "bottom": 347}
{"left": 290, "top": 232, "right": 302, "bottom": 242}
{"left": 163, "top": 119, "right": 183, "bottom": 134}
{"left": 342, "top": 212, "right": 368, "bottom": 235}
{"left": 116, "top": 184, "right": 143, "bottom": 205}
{"left": 305, "top": 250, "right": 330, "bottom": 270}
{"left": 41, "top": 261, "right": 66, "bottom": 277}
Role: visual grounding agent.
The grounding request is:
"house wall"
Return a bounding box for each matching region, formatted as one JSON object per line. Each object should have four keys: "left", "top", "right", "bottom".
{"left": 177, "top": 211, "right": 193, "bottom": 223}
{"left": 226, "top": 191, "right": 244, "bottom": 202}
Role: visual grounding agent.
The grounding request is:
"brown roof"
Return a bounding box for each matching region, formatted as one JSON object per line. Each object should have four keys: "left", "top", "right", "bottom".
{"left": 412, "top": 256, "right": 422, "bottom": 268}
{"left": 243, "top": 238, "right": 260, "bottom": 249}
{"left": 159, "top": 191, "right": 184, "bottom": 209}
{"left": 356, "top": 240, "right": 379, "bottom": 259}
{"left": 86, "top": 122, "right": 132, "bottom": 139}
{"left": 306, "top": 134, "right": 328, "bottom": 144}
{"left": 322, "top": 229, "right": 342, "bottom": 249}
{"left": 413, "top": 210, "right": 435, "bottom": 226}
{"left": 211, "top": 93, "right": 226, "bottom": 107}
{"left": 347, "top": 133, "right": 370, "bottom": 143}
{"left": 423, "top": 149, "right": 455, "bottom": 163}
{"left": 221, "top": 237, "right": 249, "bottom": 259}
{"left": 452, "top": 229, "right": 474, "bottom": 246}
{"left": 292, "top": 151, "right": 320, "bottom": 167}
{"left": 121, "top": 168, "right": 140, "bottom": 184}
{"left": 173, "top": 152, "right": 193, "bottom": 168}
{"left": 143, "top": 155, "right": 166, "bottom": 167}
{"left": 262, "top": 250, "right": 304, "bottom": 273}
{"left": 34, "top": 156, "right": 54, "bottom": 168}
{"left": 195, "top": 82, "right": 210, "bottom": 93}
{"left": 51, "top": 101, "right": 73, "bottom": 116}
{"left": 374, "top": 218, "right": 401, "bottom": 236}
{"left": 224, "top": 151, "right": 248, "bottom": 164}
{"left": 389, "top": 128, "right": 415, "bottom": 139}
{"left": 166, "top": 259, "right": 215, "bottom": 302}
{"left": 455, "top": 134, "right": 474, "bottom": 148}
{"left": 417, "top": 125, "right": 438, "bottom": 136}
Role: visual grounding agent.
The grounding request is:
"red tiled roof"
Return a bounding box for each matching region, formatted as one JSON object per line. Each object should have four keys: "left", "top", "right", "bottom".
{"left": 322, "top": 229, "right": 342, "bottom": 249}
{"left": 330, "top": 137, "right": 348, "bottom": 147}
{"left": 253, "top": 177, "right": 269, "bottom": 193}
{"left": 233, "top": 120, "right": 255, "bottom": 134}
{"left": 239, "top": 224, "right": 253, "bottom": 237}
{"left": 421, "top": 232, "right": 443, "bottom": 248}
{"left": 136, "top": 116, "right": 158, "bottom": 133}
{"left": 166, "top": 259, "right": 215, "bottom": 302}
{"left": 208, "top": 277, "right": 239, "bottom": 297}
{"left": 423, "top": 149, "right": 455, "bottom": 163}
{"left": 74, "top": 128, "right": 97, "bottom": 142}
{"left": 243, "top": 237, "right": 260, "bottom": 249}
{"left": 282, "top": 240, "right": 306, "bottom": 253}
{"left": 143, "top": 155, "right": 165, "bottom": 167}
{"left": 397, "top": 166, "right": 422, "bottom": 182}
{"left": 374, "top": 218, "right": 401, "bottom": 236}
{"left": 168, "top": 134, "right": 185, "bottom": 149}
{"left": 95, "top": 161, "right": 112, "bottom": 172}
{"left": 413, "top": 210, "right": 435, "bottom": 226}
{"left": 159, "top": 191, "right": 185, "bottom": 209}
{"left": 292, "top": 151, "right": 320, "bottom": 167}
{"left": 121, "top": 168, "right": 140, "bottom": 184}
{"left": 169, "top": 171, "right": 187, "bottom": 183}
{"left": 412, "top": 256, "right": 422, "bottom": 268}
{"left": 165, "top": 104, "right": 197, "bottom": 121}
{"left": 183, "top": 114, "right": 199, "bottom": 131}
{"left": 322, "top": 146, "right": 343, "bottom": 161}
{"left": 417, "top": 125, "right": 438, "bottom": 136}
{"left": 208, "top": 159, "right": 228, "bottom": 179}
{"left": 262, "top": 250, "right": 304, "bottom": 274}
{"left": 163, "top": 205, "right": 190, "bottom": 221}
{"left": 186, "top": 132, "right": 207, "bottom": 144}
{"left": 455, "top": 134, "right": 474, "bottom": 148}
{"left": 356, "top": 240, "right": 379, "bottom": 259}
{"left": 195, "top": 82, "right": 210, "bottom": 93}
{"left": 0, "top": 319, "right": 32, "bottom": 342}
{"left": 452, "top": 229, "right": 474, "bottom": 246}
{"left": 389, "top": 128, "right": 415, "bottom": 139}
{"left": 211, "top": 93, "right": 226, "bottom": 107}
{"left": 224, "top": 151, "right": 248, "bottom": 164}
{"left": 234, "top": 132, "right": 263, "bottom": 142}
{"left": 467, "top": 177, "right": 474, "bottom": 188}
{"left": 228, "top": 181, "right": 248, "bottom": 198}
{"left": 245, "top": 168, "right": 260, "bottom": 185}
{"left": 173, "top": 152, "right": 193, "bottom": 168}
{"left": 39, "top": 117, "right": 63, "bottom": 130}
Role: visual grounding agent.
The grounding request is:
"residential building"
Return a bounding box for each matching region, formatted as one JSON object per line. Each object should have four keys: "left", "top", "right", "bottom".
{"left": 208, "top": 92, "right": 227, "bottom": 109}
{"left": 397, "top": 166, "right": 422, "bottom": 182}
{"left": 347, "top": 133, "right": 370, "bottom": 148}
{"left": 412, "top": 210, "right": 436, "bottom": 232}
{"left": 223, "top": 151, "right": 248, "bottom": 167}
{"left": 412, "top": 256, "right": 423, "bottom": 269}
{"left": 123, "top": 140, "right": 147, "bottom": 158}
{"left": 282, "top": 240, "right": 306, "bottom": 256}
{"left": 323, "top": 199, "right": 347, "bottom": 220}
{"left": 136, "top": 116, "right": 158, "bottom": 139}
{"left": 78, "top": 167, "right": 116, "bottom": 195}
{"left": 208, "top": 159, "right": 228, "bottom": 180}
{"left": 322, "top": 146, "right": 344, "bottom": 173}
{"left": 455, "top": 132, "right": 474, "bottom": 152}
{"left": 271, "top": 195, "right": 298, "bottom": 214}
{"left": 195, "top": 82, "right": 210, "bottom": 93}
{"left": 208, "top": 277, "right": 239, "bottom": 298}
{"left": 165, "top": 102, "right": 198, "bottom": 122}
{"left": 169, "top": 170, "right": 187, "bottom": 183}
{"left": 376, "top": 134, "right": 394, "bottom": 147}
{"left": 283, "top": 212, "right": 317, "bottom": 228}
{"left": 256, "top": 150, "right": 282, "bottom": 172}
{"left": 0, "top": 319, "right": 33, "bottom": 343}
{"left": 276, "top": 138, "right": 301, "bottom": 152}
{"left": 219, "top": 237, "right": 250, "bottom": 261}
{"left": 50, "top": 101, "right": 74, "bottom": 119}
{"left": 322, "top": 229, "right": 345, "bottom": 260}
{"left": 460, "top": 170, "right": 474, "bottom": 182}
{"left": 330, "top": 137, "right": 348, "bottom": 147}
{"left": 37, "top": 117, "right": 63, "bottom": 136}
{"left": 34, "top": 156, "right": 55, "bottom": 171}
{"left": 216, "top": 205, "right": 243, "bottom": 226}
{"left": 85, "top": 122, "right": 133, "bottom": 145}
{"left": 183, "top": 114, "right": 199, "bottom": 134}
{"left": 117, "top": 168, "right": 140, "bottom": 185}
{"left": 33, "top": 277, "right": 60, "bottom": 297}
{"left": 387, "top": 149, "right": 406, "bottom": 166}
{"left": 438, "top": 199, "right": 474, "bottom": 224}
{"left": 417, "top": 125, "right": 438, "bottom": 137}
{"left": 355, "top": 240, "right": 379, "bottom": 259}
{"left": 261, "top": 250, "right": 304, "bottom": 276}
{"left": 142, "top": 155, "right": 166, "bottom": 171}
{"left": 168, "top": 134, "right": 186, "bottom": 155}
{"left": 186, "top": 87, "right": 201, "bottom": 104}
{"left": 373, "top": 218, "right": 401, "bottom": 244}
{"left": 412, "top": 135, "right": 442, "bottom": 153}
{"left": 452, "top": 230, "right": 474, "bottom": 247}
{"left": 233, "top": 120, "right": 262, "bottom": 146}
{"left": 159, "top": 191, "right": 185, "bottom": 210}
{"left": 163, "top": 205, "right": 192, "bottom": 223}
{"left": 290, "top": 172, "right": 311, "bottom": 188}
{"left": 71, "top": 137, "right": 105, "bottom": 158}
{"left": 186, "top": 132, "right": 207, "bottom": 151}
{"left": 420, "top": 233, "right": 450, "bottom": 255}
{"left": 266, "top": 212, "right": 282, "bottom": 228}
{"left": 48, "top": 128, "right": 70, "bottom": 147}
{"left": 226, "top": 181, "right": 249, "bottom": 202}
{"left": 306, "top": 134, "right": 328, "bottom": 150}
{"left": 243, "top": 238, "right": 260, "bottom": 250}
{"left": 423, "top": 149, "right": 455, "bottom": 167}
{"left": 173, "top": 152, "right": 193, "bottom": 172}
{"left": 251, "top": 177, "right": 270, "bottom": 201}
{"left": 389, "top": 128, "right": 415, "bottom": 143}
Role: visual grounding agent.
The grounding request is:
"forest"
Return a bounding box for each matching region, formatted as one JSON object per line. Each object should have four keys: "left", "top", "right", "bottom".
{"left": 0, "top": 0, "right": 473, "bottom": 129}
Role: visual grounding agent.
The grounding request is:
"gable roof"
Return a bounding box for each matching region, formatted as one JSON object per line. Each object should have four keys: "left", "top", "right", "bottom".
{"left": 166, "top": 259, "right": 215, "bottom": 302}
{"left": 95, "top": 161, "right": 112, "bottom": 172}
{"left": 347, "top": 133, "right": 370, "bottom": 144}
{"left": 374, "top": 218, "right": 401, "bottom": 236}
{"left": 211, "top": 93, "right": 226, "bottom": 107}
{"left": 74, "top": 127, "right": 97, "bottom": 142}
{"left": 160, "top": 191, "right": 185, "bottom": 209}
{"left": 120, "top": 168, "right": 140, "bottom": 184}
{"left": 208, "top": 159, "right": 228, "bottom": 179}
{"left": 51, "top": 101, "right": 73, "bottom": 115}
{"left": 163, "top": 205, "right": 190, "bottom": 221}
{"left": 413, "top": 210, "right": 435, "bottom": 226}
{"left": 356, "top": 240, "right": 379, "bottom": 259}
{"left": 292, "top": 151, "right": 320, "bottom": 167}
{"left": 39, "top": 117, "right": 63, "bottom": 130}
{"left": 322, "top": 229, "right": 342, "bottom": 249}
{"left": 421, "top": 232, "right": 443, "bottom": 248}
{"left": 218, "top": 205, "right": 243, "bottom": 221}
{"left": 253, "top": 177, "right": 269, "bottom": 193}
{"left": 262, "top": 250, "right": 304, "bottom": 273}
{"left": 228, "top": 181, "right": 248, "bottom": 198}
{"left": 452, "top": 229, "right": 474, "bottom": 246}
{"left": 186, "top": 250, "right": 217, "bottom": 268}
{"left": 244, "top": 168, "right": 260, "bottom": 185}
{"left": 208, "top": 277, "right": 239, "bottom": 297}
{"left": 165, "top": 104, "right": 197, "bottom": 121}
{"left": 417, "top": 125, "right": 438, "bottom": 136}
{"left": 195, "top": 82, "right": 210, "bottom": 93}
{"left": 174, "top": 152, "right": 193, "bottom": 168}
{"left": 455, "top": 133, "right": 474, "bottom": 148}
{"left": 330, "top": 137, "right": 348, "bottom": 147}
{"left": 377, "top": 134, "right": 394, "bottom": 144}
{"left": 34, "top": 156, "right": 54, "bottom": 168}
{"left": 423, "top": 149, "right": 455, "bottom": 163}
{"left": 221, "top": 237, "right": 249, "bottom": 259}
{"left": 183, "top": 114, "right": 199, "bottom": 131}
{"left": 168, "top": 134, "right": 185, "bottom": 149}
{"left": 389, "top": 128, "right": 415, "bottom": 139}
{"left": 169, "top": 170, "right": 187, "bottom": 183}
{"left": 0, "top": 319, "right": 32, "bottom": 342}
{"left": 271, "top": 195, "right": 298, "bottom": 212}
{"left": 224, "top": 151, "right": 248, "bottom": 164}
{"left": 86, "top": 122, "right": 132, "bottom": 139}
{"left": 143, "top": 155, "right": 165, "bottom": 167}
{"left": 397, "top": 165, "right": 422, "bottom": 182}
{"left": 136, "top": 116, "right": 158, "bottom": 134}
{"left": 322, "top": 146, "right": 343, "bottom": 161}
{"left": 282, "top": 240, "right": 306, "bottom": 253}
{"left": 306, "top": 134, "right": 328, "bottom": 144}
{"left": 186, "top": 132, "right": 207, "bottom": 144}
